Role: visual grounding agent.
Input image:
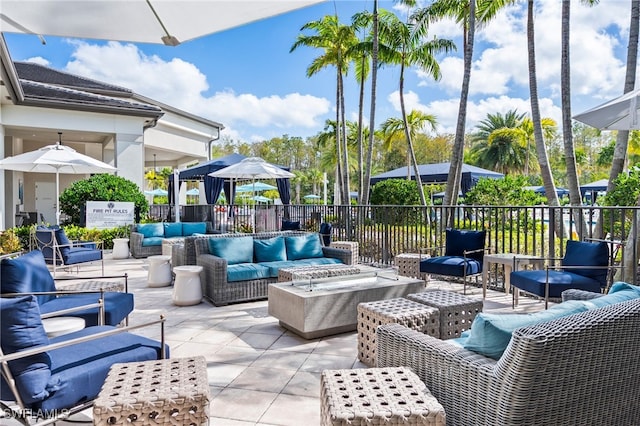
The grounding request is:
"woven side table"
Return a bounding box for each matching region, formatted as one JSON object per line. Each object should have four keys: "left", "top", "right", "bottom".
{"left": 357, "top": 298, "right": 439, "bottom": 367}
{"left": 394, "top": 253, "right": 427, "bottom": 280}
{"left": 93, "top": 356, "right": 210, "bottom": 426}
{"left": 331, "top": 241, "right": 359, "bottom": 265}
{"left": 320, "top": 367, "right": 446, "bottom": 426}
{"left": 407, "top": 289, "right": 483, "bottom": 339}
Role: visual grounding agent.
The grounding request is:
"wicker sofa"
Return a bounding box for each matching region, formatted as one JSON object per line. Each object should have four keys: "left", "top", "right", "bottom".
{"left": 194, "top": 232, "right": 354, "bottom": 306}
{"left": 129, "top": 222, "right": 212, "bottom": 258}
{"left": 376, "top": 289, "right": 640, "bottom": 425}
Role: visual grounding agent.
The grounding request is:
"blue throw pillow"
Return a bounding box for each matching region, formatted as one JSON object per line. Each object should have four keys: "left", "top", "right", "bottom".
{"left": 463, "top": 300, "right": 589, "bottom": 360}
{"left": 254, "top": 237, "right": 287, "bottom": 262}
{"left": 0, "top": 296, "right": 51, "bottom": 405}
{"left": 584, "top": 282, "right": 640, "bottom": 308}
{"left": 562, "top": 240, "right": 609, "bottom": 287}
{"left": 281, "top": 220, "right": 301, "bottom": 231}
{"left": 0, "top": 250, "right": 56, "bottom": 305}
{"left": 208, "top": 236, "right": 254, "bottom": 264}
{"left": 444, "top": 228, "right": 486, "bottom": 262}
{"left": 285, "top": 234, "right": 323, "bottom": 260}
{"left": 182, "top": 222, "right": 207, "bottom": 236}
{"left": 163, "top": 222, "right": 183, "bottom": 238}
{"left": 137, "top": 223, "right": 164, "bottom": 238}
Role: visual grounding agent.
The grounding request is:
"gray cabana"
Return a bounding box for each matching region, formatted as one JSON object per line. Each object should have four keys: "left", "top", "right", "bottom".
{"left": 580, "top": 179, "right": 609, "bottom": 204}
{"left": 370, "top": 162, "right": 504, "bottom": 194}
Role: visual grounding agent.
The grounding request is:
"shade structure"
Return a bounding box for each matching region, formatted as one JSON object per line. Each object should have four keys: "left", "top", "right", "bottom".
{"left": 236, "top": 182, "right": 277, "bottom": 193}
{"left": 580, "top": 178, "right": 609, "bottom": 204}
{"left": 524, "top": 186, "right": 569, "bottom": 197}
{"left": 0, "top": 141, "right": 116, "bottom": 224}
{"left": 0, "top": 0, "right": 326, "bottom": 46}
{"left": 573, "top": 89, "right": 640, "bottom": 130}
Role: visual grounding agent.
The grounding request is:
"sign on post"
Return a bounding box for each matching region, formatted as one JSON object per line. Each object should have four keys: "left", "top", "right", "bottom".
{"left": 86, "top": 201, "right": 135, "bottom": 229}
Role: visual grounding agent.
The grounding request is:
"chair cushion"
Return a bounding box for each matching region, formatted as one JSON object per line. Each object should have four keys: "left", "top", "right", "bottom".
{"left": 64, "top": 247, "right": 103, "bottom": 265}
{"left": 1, "top": 250, "right": 56, "bottom": 304}
{"left": 285, "top": 234, "right": 324, "bottom": 260}
{"left": 281, "top": 220, "right": 301, "bottom": 231}
{"left": 226, "top": 263, "right": 271, "bottom": 282}
{"left": 254, "top": 236, "right": 287, "bottom": 262}
{"left": 445, "top": 229, "right": 486, "bottom": 262}
{"left": 38, "top": 292, "right": 134, "bottom": 327}
{"left": 583, "top": 282, "right": 640, "bottom": 308}
{"left": 137, "top": 223, "right": 164, "bottom": 238}
{"left": 510, "top": 270, "right": 602, "bottom": 299}
{"left": 209, "top": 236, "right": 254, "bottom": 265}
{"left": 141, "top": 237, "right": 164, "bottom": 247}
{"left": 563, "top": 240, "right": 609, "bottom": 287}
{"left": 0, "top": 296, "right": 52, "bottom": 405}
{"left": 182, "top": 222, "right": 207, "bottom": 236}
{"left": 41, "top": 326, "right": 166, "bottom": 412}
{"left": 462, "top": 300, "right": 590, "bottom": 360}
{"left": 163, "top": 222, "right": 183, "bottom": 238}
{"left": 420, "top": 256, "right": 482, "bottom": 277}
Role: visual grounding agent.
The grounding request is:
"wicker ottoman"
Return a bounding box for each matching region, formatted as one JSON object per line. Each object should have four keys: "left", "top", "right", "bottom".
{"left": 93, "top": 356, "right": 210, "bottom": 426}
{"left": 320, "top": 367, "right": 446, "bottom": 425}
{"left": 394, "top": 253, "right": 427, "bottom": 280}
{"left": 331, "top": 241, "right": 359, "bottom": 264}
{"left": 357, "top": 298, "right": 439, "bottom": 367}
{"left": 407, "top": 289, "right": 482, "bottom": 339}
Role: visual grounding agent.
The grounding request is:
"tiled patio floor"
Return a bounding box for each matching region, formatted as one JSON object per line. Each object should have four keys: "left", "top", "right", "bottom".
{"left": 47, "top": 252, "right": 548, "bottom": 426}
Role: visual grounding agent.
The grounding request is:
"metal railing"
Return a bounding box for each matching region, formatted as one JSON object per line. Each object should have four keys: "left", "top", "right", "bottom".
{"left": 147, "top": 203, "right": 638, "bottom": 285}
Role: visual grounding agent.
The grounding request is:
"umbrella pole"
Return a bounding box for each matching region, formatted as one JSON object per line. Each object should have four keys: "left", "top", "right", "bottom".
{"left": 56, "top": 170, "right": 60, "bottom": 225}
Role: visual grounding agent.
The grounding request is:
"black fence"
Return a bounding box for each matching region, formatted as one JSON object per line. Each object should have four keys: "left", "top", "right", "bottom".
{"left": 147, "top": 203, "right": 638, "bottom": 284}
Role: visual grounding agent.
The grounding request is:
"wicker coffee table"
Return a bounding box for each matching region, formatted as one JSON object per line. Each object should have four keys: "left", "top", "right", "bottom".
{"left": 407, "top": 289, "right": 482, "bottom": 339}
{"left": 320, "top": 367, "right": 446, "bottom": 425}
{"left": 357, "top": 298, "right": 439, "bottom": 367}
{"left": 93, "top": 356, "right": 210, "bottom": 426}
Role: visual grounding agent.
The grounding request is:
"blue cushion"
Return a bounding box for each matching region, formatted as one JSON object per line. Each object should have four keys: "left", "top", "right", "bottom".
{"left": 420, "top": 256, "right": 482, "bottom": 277}
{"left": 510, "top": 270, "right": 601, "bottom": 299}
{"left": 41, "top": 326, "right": 166, "bottom": 412}
{"left": 137, "top": 223, "right": 164, "bottom": 238}
{"left": 209, "top": 237, "right": 254, "bottom": 264}
{"left": 285, "top": 234, "right": 324, "bottom": 260}
{"left": 38, "top": 292, "right": 134, "bottom": 327}
{"left": 141, "top": 237, "right": 164, "bottom": 247}
{"left": 463, "top": 300, "right": 590, "bottom": 360}
{"left": 64, "top": 247, "right": 102, "bottom": 265}
{"left": 0, "top": 296, "right": 51, "bottom": 405}
{"left": 281, "top": 220, "right": 301, "bottom": 231}
{"left": 583, "top": 282, "right": 640, "bottom": 309}
{"left": 1, "top": 250, "right": 56, "bottom": 304}
{"left": 163, "top": 222, "right": 183, "bottom": 238}
{"left": 319, "top": 222, "right": 332, "bottom": 246}
{"left": 226, "top": 263, "right": 271, "bottom": 282}
{"left": 254, "top": 237, "right": 287, "bottom": 262}
{"left": 445, "top": 228, "right": 486, "bottom": 262}
{"left": 182, "top": 222, "right": 207, "bottom": 236}
{"left": 563, "top": 240, "right": 609, "bottom": 287}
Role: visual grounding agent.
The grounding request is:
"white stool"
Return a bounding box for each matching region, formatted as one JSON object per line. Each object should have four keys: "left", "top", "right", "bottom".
{"left": 172, "top": 265, "right": 203, "bottom": 306}
{"left": 42, "top": 317, "right": 85, "bottom": 338}
{"left": 112, "top": 238, "right": 130, "bottom": 259}
{"left": 147, "top": 255, "right": 172, "bottom": 287}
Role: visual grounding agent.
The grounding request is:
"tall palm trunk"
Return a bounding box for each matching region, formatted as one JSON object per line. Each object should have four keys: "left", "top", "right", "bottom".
{"left": 339, "top": 71, "right": 351, "bottom": 204}
{"left": 444, "top": 0, "right": 475, "bottom": 221}
{"left": 334, "top": 71, "right": 343, "bottom": 205}
{"left": 362, "top": 0, "right": 378, "bottom": 206}
{"left": 527, "top": 0, "right": 562, "bottom": 238}
{"left": 357, "top": 53, "right": 366, "bottom": 204}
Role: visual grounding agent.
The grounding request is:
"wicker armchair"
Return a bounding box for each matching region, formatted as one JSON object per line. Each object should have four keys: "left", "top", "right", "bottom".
{"left": 376, "top": 298, "right": 640, "bottom": 426}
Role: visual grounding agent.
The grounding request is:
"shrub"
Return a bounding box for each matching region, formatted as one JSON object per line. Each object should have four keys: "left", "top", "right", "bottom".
{"left": 0, "top": 229, "right": 22, "bottom": 254}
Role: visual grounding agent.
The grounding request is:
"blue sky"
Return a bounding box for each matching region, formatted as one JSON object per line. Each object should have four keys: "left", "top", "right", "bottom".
{"left": 3, "top": 0, "right": 635, "bottom": 143}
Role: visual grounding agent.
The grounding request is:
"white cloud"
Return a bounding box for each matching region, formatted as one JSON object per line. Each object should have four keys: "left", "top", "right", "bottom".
{"left": 25, "top": 56, "right": 50, "bottom": 67}
{"left": 63, "top": 41, "right": 331, "bottom": 142}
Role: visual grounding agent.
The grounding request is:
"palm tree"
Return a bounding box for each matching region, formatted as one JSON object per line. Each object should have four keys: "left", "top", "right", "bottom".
{"left": 290, "top": 15, "right": 358, "bottom": 206}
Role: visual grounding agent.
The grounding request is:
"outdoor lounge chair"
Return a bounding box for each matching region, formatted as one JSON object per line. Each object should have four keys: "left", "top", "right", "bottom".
{"left": 33, "top": 226, "right": 103, "bottom": 276}
{"left": 419, "top": 228, "right": 487, "bottom": 294}
{"left": 0, "top": 295, "right": 167, "bottom": 425}
{"left": 510, "top": 239, "right": 613, "bottom": 309}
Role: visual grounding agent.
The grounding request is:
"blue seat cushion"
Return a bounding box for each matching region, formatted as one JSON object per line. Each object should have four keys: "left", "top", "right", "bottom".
{"left": 420, "top": 256, "right": 482, "bottom": 277}
{"left": 182, "top": 222, "right": 207, "bottom": 236}
{"left": 254, "top": 236, "right": 287, "bottom": 262}
{"left": 0, "top": 296, "right": 52, "bottom": 406}
{"left": 38, "top": 292, "right": 134, "bottom": 327}
{"left": 137, "top": 223, "right": 164, "bottom": 238}
{"left": 209, "top": 236, "right": 254, "bottom": 265}
{"left": 1, "top": 250, "right": 57, "bottom": 305}
{"left": 285, "top": 234, "right": 324, "bottom": 260}
{"left": 260, "top": 257, "right": 343, "bottom": 278}
{"left": 64, "top": 247, "right": 102, "bottom": 265}
{"left": 141, "top": 237, "right": 164, "bottom": 247}
{"left": 40, "top": 326, "right": 167, "bottom": 412}
{"left": 227, "top": 263, "right": 271, "bottom": 282}
{"left": 445, "top": 229, "right": 486, "bottom": 262}
{"left": 163, "top": 222, "right": 183, "bottom": 238}
{"left": 562, "top": 240, "right": 609, "bottom": 287}
{"left": 510, "top": 269, "right": 601, "bottom": 299}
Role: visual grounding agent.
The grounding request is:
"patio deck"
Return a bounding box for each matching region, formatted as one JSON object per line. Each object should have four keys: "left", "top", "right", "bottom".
{"left": 51, "top": 252, "right": 548, "bottom": 426}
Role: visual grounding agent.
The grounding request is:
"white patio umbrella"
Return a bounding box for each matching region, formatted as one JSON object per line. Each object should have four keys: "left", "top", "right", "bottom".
{"left": 573, "top": 88, "right": 640, "bottom": 130}
{"left": 0, "top": 135, "right": 116, "bottom": 224}
{"left": 236, "top": 182, "right": 277, "bottom": 193}
{"left": 1, "top": 0, "right": 325, "bottom": 46}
